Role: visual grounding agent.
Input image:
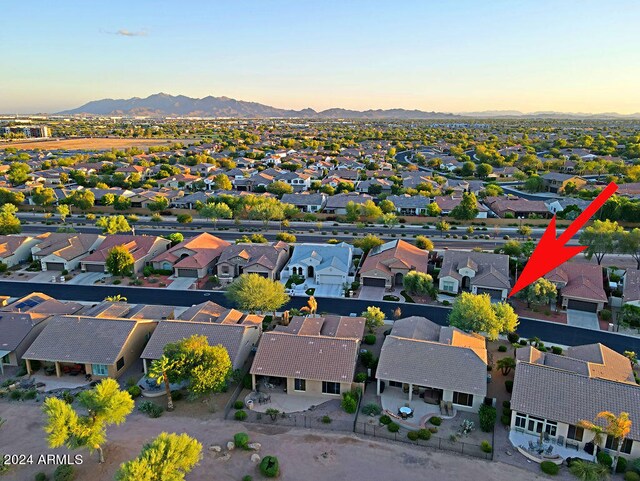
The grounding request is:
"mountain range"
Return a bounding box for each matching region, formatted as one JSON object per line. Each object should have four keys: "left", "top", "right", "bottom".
{"left": 57, "top": 93, "right": 640, "bottom": 119}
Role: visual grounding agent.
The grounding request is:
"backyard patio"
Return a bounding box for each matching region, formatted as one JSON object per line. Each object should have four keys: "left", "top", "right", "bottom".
{"left": 509, "top": 429, "right": 593, "bottom": 463}
{"left": 380, "top": 388, "right": 454, "bottom": 428}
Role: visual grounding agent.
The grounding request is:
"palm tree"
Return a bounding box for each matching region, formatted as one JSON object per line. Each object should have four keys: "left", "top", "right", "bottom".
{"left": 104, "top": 294, "right": 127, "bottom": 302}
{"left": 300, "top": 296, "right": 318, "bottom": 317}
{"left": 578, "top": 417, "right": 608, "bottom": 462}
{"left": 496, "top": 357, "right": 516, "bottom": 376}
{"left": 597, "top": 411, "right": 632, "bottom": 472}
{"left": 148, "top": 355, "right": 178, "bottom": 411}
{"left": 568, "top": 459, "right": 611, "bottom": 481}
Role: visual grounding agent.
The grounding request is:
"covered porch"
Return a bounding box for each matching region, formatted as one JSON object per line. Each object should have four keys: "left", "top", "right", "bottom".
{"left": 379, "top": 383, "right": 456, "bottom": 428}
{"left": 509, "top": 429, "right": 593, "bottom": 463}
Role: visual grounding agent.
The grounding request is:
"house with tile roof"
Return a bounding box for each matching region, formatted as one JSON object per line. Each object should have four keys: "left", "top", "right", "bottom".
{"left": 216, "top": 241, "right": 290, "bottom": 284}
{"left": 432, "top": 195, "right": 489, "bottom": 218}
{"left": 323, "top": 192, "right": 372, "bottom": 215}
{"left": 281, "top": 193, "right": 327, "bottom": 213}
{"left": 544, "top": 263, "right": 606, "bottom": 313}
{"left": 359, "top": 240, "right": 429, "bottom": 289}
{"left": 541, "top": 173, "right": 587, "bottom": 194}
{"left": 140, "top": 302, "right": 262, "bottom": 371}
{"left": 151, "top": 232, "right": 230, "bottom": 278}
{"left": 622, "top": 269, "right": 640, "bottom": 307}
{"left": 483, "top": 196, "right": 550, "bottom": 218}
{"left": 376, "top": 316, "right": 488, "bottom": 412}
{"left": 510, "top": 343, "right": 640, "bottom": 459}
{"left": 386, "top": 194, "right": 431, "bottom": 216}
{"left": 0, "top": 235, "right": 39, "bottom": 268}
{"left": 22, "top": 315, "right": 157, "bottom": 379}
{"left": 438, "top": 250, "right": 511, "bottom": 300}
{"left": 281, "top": 243, "right": 354, "bottom": 287}
{"left": 31, "top": 233, "right": 105, "bottom": 272}
{"left": 81, "top": 235, "right": 171, "bottom": 274}
{"left": 250, "top": 315, "right": 365, "bottom": 398}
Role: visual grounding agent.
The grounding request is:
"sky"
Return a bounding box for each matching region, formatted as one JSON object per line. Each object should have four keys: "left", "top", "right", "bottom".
{"left": 1, "top": 0, "right": 640, "bottom": 114}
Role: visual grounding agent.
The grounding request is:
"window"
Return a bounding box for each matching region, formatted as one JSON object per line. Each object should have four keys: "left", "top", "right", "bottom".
{"left": 452, "top": 391, "right": 473, "bottom": 407}
{"left": 606, "top": 435, "right": 633, "bottom": 454}
{"left": 567, "top": 425, "right": 584, "bottom": 442}
{"left": 294, "top": 378, "right": 306, "bottom": 392}
{"left": 545, "top": 421, "right": 557, "bottom": 437}
{"left": 515, "top": 414, "right": 527, "bottom": 429}
{"left": 442, "top": 281, "right": 455, "bottom": 292}
{"left": 221, "top": 266, "right": 229, "bottom": 274}
{"left": 389, "top": 381, "right": 402, "bottom": 388}
{"left": 116, "top": 357, "right": 125, "bottom": 371}
{"left": 92, "top": 364, "right": 108, "bottom": 376}
{"left": 1, "top": 353, "right": 9, "bottom": 364}
{"left": 322, "top": 381, "right": 340, "bottom": 395}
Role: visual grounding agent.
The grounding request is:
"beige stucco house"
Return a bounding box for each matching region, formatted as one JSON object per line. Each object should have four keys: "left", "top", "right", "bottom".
{"left": 31, "top": 233, "right": 105, "bottom": 271}
{"left": 151, "top": 232, "right": 230, "bottom": 278}
{"left": 216, "top": 241, "right": 290, "bottom": 284}
{"left": 0, "top": 235, "right": 40, "bottom": 268}
{"left": 438, "top": 250, "right": 511, "bottom": 301}
{"left": 359, "top": 239, "right": 429, "bottom": 289}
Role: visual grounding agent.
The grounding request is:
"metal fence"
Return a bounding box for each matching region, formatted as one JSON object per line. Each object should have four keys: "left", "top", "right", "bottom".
{"left": 354, "top": 422, "right": 493, "bottom": 461}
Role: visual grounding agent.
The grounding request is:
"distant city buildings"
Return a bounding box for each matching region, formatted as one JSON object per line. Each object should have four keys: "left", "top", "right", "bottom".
{"left": 1, "top": 125, "right": 50, "bottom": 138}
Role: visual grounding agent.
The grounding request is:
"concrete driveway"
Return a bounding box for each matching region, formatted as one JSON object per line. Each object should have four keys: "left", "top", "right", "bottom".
{"left": 358, "top": 286, "right": 385, "bottom": 301}
{"left": 166, "top": 277, "right": 196, "bottom": 290}
{"left": 67, "top": 272, "right": 106, "bottom": 285}
{"left": 566, "top": 309, "right": 600, "bottom": 330}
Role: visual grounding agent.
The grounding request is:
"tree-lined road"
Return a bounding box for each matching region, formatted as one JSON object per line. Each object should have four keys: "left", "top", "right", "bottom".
{"left": 0, "top": 280, "right": 637, "bottom": 354}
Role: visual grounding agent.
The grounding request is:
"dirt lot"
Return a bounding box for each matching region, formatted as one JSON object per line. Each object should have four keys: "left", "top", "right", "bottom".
{"left": 0, "top": 137, "right": 191, "bottom": 151}
{"left": 0, "top": 402, "right": 547, "bottom": 481}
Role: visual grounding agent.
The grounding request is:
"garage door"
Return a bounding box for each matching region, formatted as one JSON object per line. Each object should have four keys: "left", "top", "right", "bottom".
{"left": 477, "top": 287, "right": 503, "bottom": 300}
{"left": 363, "top": 277, "right": 385, "bottom": 287}
{"left": 84, "top": 264, "right": 105, "bottom": 272}
{"left": 567, "top": 299, "right": 598, "bottom": 312}
{"left": 316, "top": 274, "right": 343, "bottom": 285}
{"left": 177, "top": 268, "right": 198, "bottom": 278}
{"left": 45, "top": 262, "right": 65, "bottom": 271}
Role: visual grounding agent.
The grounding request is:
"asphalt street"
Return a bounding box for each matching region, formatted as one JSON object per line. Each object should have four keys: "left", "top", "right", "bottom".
{"left": 1, "top": 280, "right": 637, "bottom": 354}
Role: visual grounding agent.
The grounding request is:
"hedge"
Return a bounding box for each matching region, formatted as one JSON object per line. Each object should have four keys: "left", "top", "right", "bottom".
{"left": 540, "top": 461, "right": 559, "bottom": 475}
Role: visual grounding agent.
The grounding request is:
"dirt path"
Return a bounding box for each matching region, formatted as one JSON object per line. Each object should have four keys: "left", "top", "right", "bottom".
{"left": 0, "top": 403, "right": 546, "bottom": 481}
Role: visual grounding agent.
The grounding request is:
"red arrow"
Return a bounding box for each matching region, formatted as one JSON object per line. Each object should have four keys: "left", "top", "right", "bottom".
{"left": 508, "top": 182, "right": 618, "bottom": 298}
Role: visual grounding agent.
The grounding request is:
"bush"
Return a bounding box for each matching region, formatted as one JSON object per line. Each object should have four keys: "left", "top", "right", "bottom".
{"left": 417, "top": 428, "right": 432, "bottom": 440}
{"left": 600, "top": 309, "right": 612, "bottom": 321}
{"left": 501, "top": 414, "right": 511, "bottom": 425}
{"left": 551, "top": 346, "right": 563, "bottom": 355}
{"left": 616, "top": 456, "right": 628, "bottom": 474}
{"left": 625, "top": 472, "right": 640, "bottom": 481}
{"left": 355, "top": 372, "right": 368, "bottom": 383}
{"left": 171, "top": 390, "right": 184, "bottom": 401}
{"left": 53, "top": 464, "right": 75, "bottom": 481}
{"left": 507, "top": 332, "right": 519, "bottom": 343}
{"left": 361, "top": 403, "right": 382, "bottom": 416}
{"left": 379, "top": 415, "right": 392, "bottom": 425}
{"left": 234, "top": 400, "right": 245, "bottom": 410}
{"left": 242, "top": 374, "right": 252, "bottom": 390}
{"left": 387, "top": 422, "right": 400, "bottom": 433}
{"left": 429, "top": 416, "right": 442, "bottom": 426}
{"left": 321, "top": 415, "right": 332, "bottom": 424}
{"left": 498, "top": 345, "right": 507, "bottom": 352}
{"left": 363, "top": 334, "right": 376, "bottom": 345}
{"left": 259, "top": 456, "right": 280, "bottom": 478}
{"left": 242, "top": 476, "right": 253, "bottom": 481}
{"left": 176, "top": 214, "right": 192, "bottom": 224}
{"left": 502, "top": 400, "right": 511, "bottom": 409}
{"left": 235, "top": 410, "right": 247, "bottom": 421}
{"left": 519, "top": 339, "right": 528, "bottom": 346}
{"left": 478, "top": 404, "right": 497, "bottom": 432}
{"left": 540, "top": 461, "right": 559, "bottom": 475}
{"left": 505, "top": 380, "right": 513, "bottom": 393}
{"left": 35, "top": 473, "right": 48, "bottom": 481}
{"left": 23, "top": 389, "right": 37, "bottom": 400}
{"left": 234, "top": 432, "right": 250, "bottom": 450}
{"left": 597, "top": 451, "right": 613, "bottom": 468}
{"left": 407, "top": 431, "right": 419, "bottom": 441}
{"left": 341, "top": 392, "right": 358, "bottom": 414}
{"left": 480, "top": 441, "right": 493, "bottom": 453}
{"left": 127, "top": 385, "right": 141, "bottom": 398}
{"left": 138, "top": 401, "right": 164, "bottom": 418}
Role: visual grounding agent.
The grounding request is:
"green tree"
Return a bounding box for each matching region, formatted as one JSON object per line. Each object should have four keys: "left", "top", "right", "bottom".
{"left": 57, "top": 204, "right": 70, "bottom": 223}
{"left": 362, "top": 306, "right": 385, "bottom": 333}
{"left": 345, "top": 201, "right": 360, "bottom": 222}
{"left": 213, "top": 173, "right": 232, "bottom": 191}
{"left": 31, "top": 186, "right": 56, "bottom": 208}
{"left": 427, "top": 202, "right": 441, "bottom": 217}
{"left": 450, "top": 192, "right": 479, "bottom": 220}
{"left": 105, "top": 245, "right": 135, "bottom": 276}
{"left": 476, "top": 163, "right": 493, "bottom": 178}
{"left": 415, "top": 235, "right": 434, "bottom": 251}
{"left": 579, "top": 220, "right": 623, "bottom": 265}
{"left": 199, "top": 202, "right": 233, "bottom": 228}
{"left": 226, "top": 273, "right": 290, "bottom": 318}
{"left": 378, "top": 199, "right": 396, "bottom": 214}
{"left": 102, "top": 193, "right": 115, "bottom": 206}
{"left": 266, "top": 180, "right": 294, "bottom": 197}
{"left": 43, "top": 379, "right": 134, "bottom": 463}
{"left": 500, "top": 240, "right": 522, "bottom": 257}
{"left": 148, "top": 196, "right": 169, "bottom": 212}
{"left": 115, "top": 432, "right": 202, "bottom": 481}
{"left": 166, "top": 232, "right": 184, "bottom": 245}
{"left": 148, "top": 355, "right": 179, "bottom": 411}
{"left": 66, "top": 190, "right": 95, "bottom": 211}
{"left": 113, "top": 195, "right": 131, "bottom": 211}
{"left": 517, "top": 225, "right": 532, "bottom": 240}
{"left": 460, "top": 161, "right": 476, "bottom": 177}
{"left": 481, "top": 184, "right": 503, "bottom": 198}
{"left": 525, "top": 278, "right": 557, "bottom": 307}
{"left": 580, "top": 411, "right": 631, "bottom": 472}
{"left": 359, "top": 200, "right": 383, "bottom": 220}
{"left": 353, "top": 234, "right": 384, "bottom": 253}
{"left": 436, "top": 220, "right": 450, "bottom": 237}
{"left": 0, "top": 187, "right": 25, "bottom": 206}
{"left": 524, "top": 175, "right": 544, "bottom": 193}
{"left": 248, "top": 200, "right": 285, "bottom": 228}
{"left": 0, "top": 204, "right": 21, "bottom": 234}
{"left": 96, "top": 215, "right": 132, "bottom": 235}
{"left": 276, "top": 232, "right": 296, "bottom": 243}
{"left": 448, "top": 293, "right": 519, "bottom": 340}
{"left": 568, "top": 459, "right": 610, "bottom": 481}
{"left": 403, "top": 271, "right": 436, "bottom": 297}
{"left": 496, "top": 357, "right": 516, "bottom": 376}
{"left": 176, "top": 214, "right": 192, "bottom": 224}
{"left": 380, "top": 212, "right": 399, "bottom": 227}
{"left": 7, "top": 162, "right": 30, "bottom": 185}
{"left": 619, "top": 228, "right": 640, "bottom": 269}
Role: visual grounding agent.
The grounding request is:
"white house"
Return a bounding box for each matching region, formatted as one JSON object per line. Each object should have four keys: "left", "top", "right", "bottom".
{"left": 281, "top": 243, "right": 354, "bottom": 286}
{"left": 0, "top": 235, "right": 40, "bottom": 268}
